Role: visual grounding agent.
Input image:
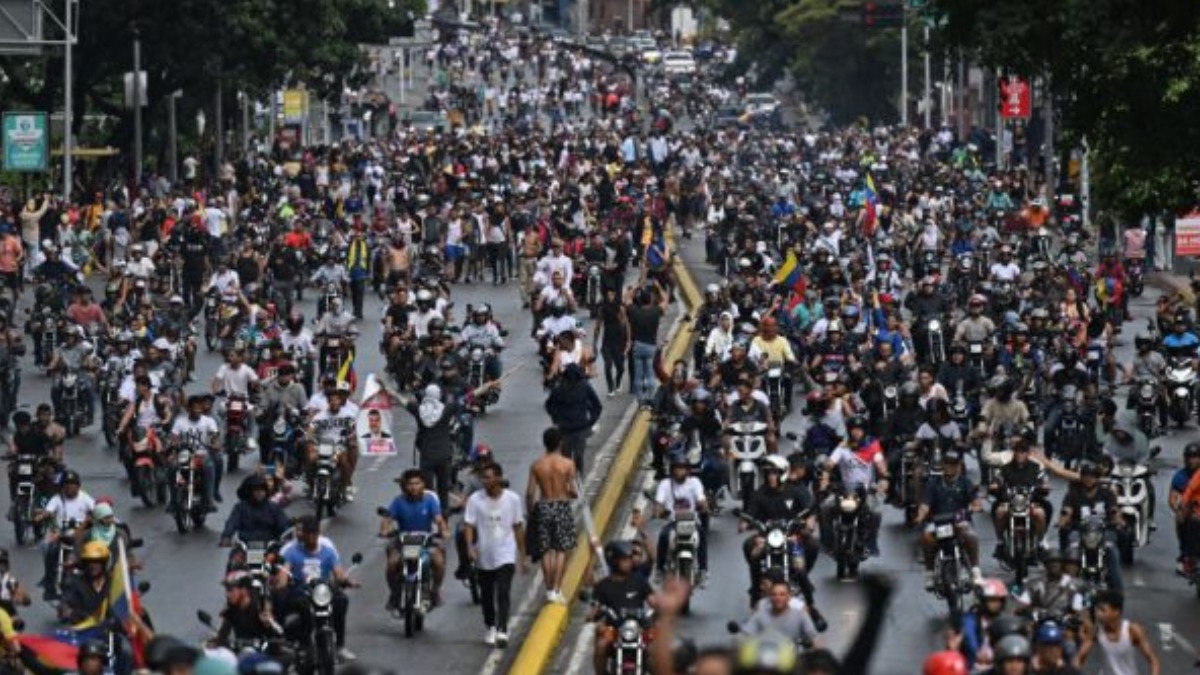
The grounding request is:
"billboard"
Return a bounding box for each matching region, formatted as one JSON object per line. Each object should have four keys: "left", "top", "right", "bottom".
{"left": 3, "top": 112, "right": 48, "bottom": 172}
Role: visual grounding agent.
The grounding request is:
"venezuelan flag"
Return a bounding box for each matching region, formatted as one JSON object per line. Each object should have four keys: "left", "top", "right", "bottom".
{"left": 70, "top": 539, "right": 148, "bottom": 668}
{"left": 18, "top": 634, "right": 79, "bottom": 674}
{"left": 337, "top": 350, "right": 358, "bottom": 392}
{"left": 862, "top": 173, "right": 880, "bottom": 236}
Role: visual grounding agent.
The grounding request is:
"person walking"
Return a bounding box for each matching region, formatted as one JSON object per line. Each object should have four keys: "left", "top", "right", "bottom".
{"left": 544, "top": 364, "right": 603, "bottom": 475}
{"left": 526, "top": 428, "right": 578, "bottom": 604}
{"left": 593, "top": 287, "right": 630, "bottom": 397}
{"left": 346, "top": 228, "right": 370, "bottom": 319}
{"left": 401, "top": 384, "right": 459, "bottom": 507}
{"left": 463, "top": 462, "right": 527, "bottom": 649}
{"left": 1075, "top": 590, "right": 1160, "bottom": 675}
{"left": 625, "top": 280, "right": 668, "bottom": 404}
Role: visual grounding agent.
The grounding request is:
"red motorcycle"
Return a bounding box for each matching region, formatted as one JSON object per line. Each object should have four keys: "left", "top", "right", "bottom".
{"left": 224, "top": 394, "right": 256, "bottom": 472}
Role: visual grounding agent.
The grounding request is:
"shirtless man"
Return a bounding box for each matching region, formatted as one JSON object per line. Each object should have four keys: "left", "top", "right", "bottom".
{"left": 526, "top": 427, "right": 578, "bottom": 604}
{"left": 385, "top": 237, "right": 411, "bottom": 290}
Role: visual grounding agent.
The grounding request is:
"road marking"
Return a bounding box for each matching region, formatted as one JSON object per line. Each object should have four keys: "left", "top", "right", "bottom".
{"left": 565, "top": 615, "right": 595, "bottom": 675}
{"left": 1132, "top": 573, "right": 1147, "bottom": 587}
{"left": 1159, "top": 623, "right": 1175, "bottom": 651}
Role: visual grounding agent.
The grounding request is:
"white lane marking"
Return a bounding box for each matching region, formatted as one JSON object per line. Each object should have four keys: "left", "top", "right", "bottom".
{"left": 1159, "top": 623, "right": 1175, "bottom": 651}
{"left": 1132, "top": 573, "right": 1147, "bottom": 587}
{"left": 565, "top": 615, "right": 595, "bottom": 674}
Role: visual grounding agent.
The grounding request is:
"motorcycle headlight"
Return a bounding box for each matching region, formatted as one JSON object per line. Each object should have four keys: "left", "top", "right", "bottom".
{"left": 1082, "top": 528, "right": 1103, "bottom": 549}
{"left": 1141, "top": 384, "right": 1155, "bottom": 398}
{"left": 246, "top": 438, "right": 259, "bottom": 450}
{"left": 273, "top": 419, "right": 287, "bottom": 434}
{"left": 1011, "top": 493, "right": 1029, "bottom": 511}
{"left": 618, "top": 620, "right": 640, "bottom": 643}
{"left": 471, "top": 348, "right": 484, "bottom": 361}
{"left": 766, "top": 530, "right": 786, "bottom": 549}
{"left": 311, "top": 583, "right": 333, "bottom": 608}
{"left": 928, "top": 320, "right": 941, "bottom": 332}
{"left": 177, "top": 451, "right": 192, "bottom": 464}
{"left": 839, "top": 497, "right": 859, "bottom": 514}
{"left": 884, "top": 385, "right": 897, "bottom": 398}
{"left": 1177, "top": 387, "right": 1190, "bottom": 398}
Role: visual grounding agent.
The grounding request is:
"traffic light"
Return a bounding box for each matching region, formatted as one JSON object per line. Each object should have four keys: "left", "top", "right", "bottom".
{"left": 862, "top": 2, "right": 905, "bottom": 27}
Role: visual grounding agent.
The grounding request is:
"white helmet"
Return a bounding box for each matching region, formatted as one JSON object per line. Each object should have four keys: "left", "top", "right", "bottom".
{"left": 763, "top": 455, "right": 788, "bottom": 474}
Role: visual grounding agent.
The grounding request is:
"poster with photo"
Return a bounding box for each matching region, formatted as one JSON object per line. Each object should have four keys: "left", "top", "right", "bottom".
{"left": 356, "top": 373, "right": 398, "bottom": 457}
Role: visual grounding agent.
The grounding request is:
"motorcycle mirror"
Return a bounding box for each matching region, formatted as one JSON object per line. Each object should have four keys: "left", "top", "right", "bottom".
{"left": 196, "top": 610, "right": 214, "bottom": 627}
{"left": 128, "top": 538, "right": 145, "bottom": 549}
{"left": 1150, "top": 446, "right": 1161, "bottom": 460}
{"left": 499, "top": 329, "right": 509, "bottom": 338}
{"left": 726, "top": 620, "right": 741, "bottom": 634}
{"left": 784, "top": 431, "right": 798, "bottom": 441}
{"left": 376, "top": 506, "right": 390, "bottom": 518}
{"left": 578, "top": 588, "right": 592, "bottom": 603}
{"left": 137, "top": 580, "right": 151, "bottom": 594}
{"left": 351, "top": 552, "right": 364, "bottom": 565}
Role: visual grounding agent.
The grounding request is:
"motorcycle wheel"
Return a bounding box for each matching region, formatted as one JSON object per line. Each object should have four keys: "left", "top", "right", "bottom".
{"left": 941, "top": 565, "right": 962, "bottom": 618}
{"left": 103, "top": 421, "right": 118, "bottom": 449}
{"left": 1013, "top": 542, "right": 1028, "bottom": 585}
{"left": 205, "top": 323, "right": 217, "bottom": 351}
{"left": 227, "top": 449, "right": 241, "bottom": 473}
{"left": 12, "top": 499, "right": 28, "bottom": 546}
{"left": 404, "top": 596, "right": 417, "bottom": 637}
{"left": 136, "top": 466, "right": 156, "bottom": 508}
{"left": 174, "top": 506, "right": 192, "bottom": 534}
{"left": 1118, "top": 534, "right": 1136, "bottom": 566}
{"left": 316, "top": 630, "right": 336, "bottom": 675}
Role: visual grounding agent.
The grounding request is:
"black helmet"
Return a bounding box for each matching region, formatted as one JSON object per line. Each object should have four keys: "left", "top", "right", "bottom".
{"left": 604, "top": 540, "right": 634, "bottom": 568}
{"left": 994, "top": 634, "right": 1031, "bottom": 661}
{"left": 1079, "top": 461, "right": 1102, "bottom": 478}
{"left": 78, "top": 641, "right": 107, "bottom": 664}
{"left": 427, "top": 317, "right": 446, "bottom": 333}
{"left": 846, "top": 415, "right": 867, "bottom": 431}
{"left": 61, "top": 470, "right": 81, "bottom": 486}
{"left": 1186, "top": 443, "right": 1200, "bottom": 460}
{"left": 987, "top": 615, "right": 1029, "bottom": 645}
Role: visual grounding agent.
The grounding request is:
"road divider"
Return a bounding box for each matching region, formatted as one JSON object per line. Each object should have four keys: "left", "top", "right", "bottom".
{"left": 506, "top": 232, "right": 703, "bottom": 675}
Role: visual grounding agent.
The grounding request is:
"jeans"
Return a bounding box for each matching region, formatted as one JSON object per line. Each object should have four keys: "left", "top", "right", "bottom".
{"left": 631, "top": 341, "right": 657, "bottom": 403}
{"left": 420, "top": 455, "right": 455, "bottom": 508}
{"left": 478, "top": 563, "right": 515, "bottom": 631}
{"left": 601, "top": 342, "right": 625, "bottom": 393}
{"left": 699, "top": 453, "right": 729, "bottom": 497}
{"left": 202, "top": 452, "right": 220, "bottom": 505}
{"left": 349, "top": 278, "right": 366, "bottom": 318}
{"left": 656, "top": 521, "right": 708, "bottom": 572}
{"left": 562, "top": 429, "right": 589, "bottom": 475}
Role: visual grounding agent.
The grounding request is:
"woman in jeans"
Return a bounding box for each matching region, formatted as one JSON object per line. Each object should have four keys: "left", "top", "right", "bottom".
{"left": 593, "top": 288, "right": 630, "bottom": 396}
{"left": 625, "top": 281, "right": 669, "bottom": 403}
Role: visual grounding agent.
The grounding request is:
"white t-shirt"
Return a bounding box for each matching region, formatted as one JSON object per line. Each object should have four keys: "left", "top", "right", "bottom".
{"left": 45, "top": 492, "right": 96, "bottom": 530}
{"left": 310, "top": 404, "right": 359, "bottom": 445}
{"left": 171, "top": 414, "right": 220, "bottom": 450}
{"left": 214, "top": 363, "right": 259, "bottom": 397}
{"left": 990, "top": 262, "right": 1021, "bottom": 282}
{"left": 828, "top": 446, "right": 878, "bottom": 490}
{"left": 464, "top": 489, "right": 525, "bottom": 570}
{"left": 654, "top": 477, "right": 707, "bottom": 518}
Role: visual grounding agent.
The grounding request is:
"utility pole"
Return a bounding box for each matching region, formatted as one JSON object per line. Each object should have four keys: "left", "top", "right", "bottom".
{"left": 167, "top": 91, "right": 179, "bottom": 184}
{"left": 214, "top": 72, "right": 224, "bottom": 174}
{"left": 900, "top": 17, "right": 908, "bottom": 126}
{"left": 1042, "top": 75, "right": 1055, "bottom": 192}
{"left": 922, "top": 24, "right": 931, "bottom": 128}
{"left": 133, "top": 29, "right": 143, "bottom": 184}
{"left": 62, "top": 0, "right": 74, "bottom": 201}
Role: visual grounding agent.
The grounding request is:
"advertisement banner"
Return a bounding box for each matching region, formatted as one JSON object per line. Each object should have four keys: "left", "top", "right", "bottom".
{"left": 282, "top": 90, "right": 308, "bottom": 124}
{"left": 1175, "top": 214, "right": 1200, "bottom": 257}
{"left": 3, "top": 112, "right": 48, "bottom": 172}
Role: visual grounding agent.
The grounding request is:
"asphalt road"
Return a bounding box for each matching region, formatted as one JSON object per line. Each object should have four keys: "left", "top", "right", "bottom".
{"left": 0, "top": 264, "right": 643, "bottom": 671}
{"left": 657, "top": 234, "right": 1200, "bottom": 674}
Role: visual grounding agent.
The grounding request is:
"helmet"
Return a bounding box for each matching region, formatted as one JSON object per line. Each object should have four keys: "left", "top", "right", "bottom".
{"left": 846, "top": 415, "right": 866, "bottom": 431}
{"left": 80, "top": 541, "right": 111, "bottom": 562}
{"left": 78, "top": 641, "right": 107, "bottom": 664}
{"left": 473, "top": 303, "right": 492, "bottom": 317}
{"left": 603, "top": 540, "right": 634, "bottom": 568}
{"left": 1035, "top": 622, "right": 1065, "bottom": 645}
{"left": 987, "top": 615, "right": 1029, "bottom": 645}
{"left": 470, "top": 443, "right": 493, "bottom": 463}
{"left": 922, "top": 651, "right": 967, "bottom": 675}
{"left": 977, "top": 578, "right": 1008, "bottom": 601}
{"left": 1135, "top": 332, "right": 1154, "bottom": 350}
{"left": 734, "top": 633, "right": 797, "bottom": 675}
{"left": 416, "top": 289, "right": 434, "bottom": 304}
{"left": 994, "top": 634, "right": 1031, "bottom": 661}
{"left": 1012, "top": 322, "right": 1029, "bottom": 334}
{"left": 826, "top": 320, "right": 843, "bottom": 335}
{"left": 1185, "top": 443, "right": 1200, "bottom": 460}
{"left": 61, "top": 470, "right": 81, "bottom": 486}
{"left": 427, "top": 317, "right": 446, "bottom": 333}
{"left": 1079, "top": 461, "right": 1102, "bottom": 478}
{"left": 692, "top": 388, "right": 712, "bottom": 405}
{"left": 705, "top": 283, "right": 720, "bottom": 298}
{"left": 762, "top": 455, "right": 788, "bottom": 474}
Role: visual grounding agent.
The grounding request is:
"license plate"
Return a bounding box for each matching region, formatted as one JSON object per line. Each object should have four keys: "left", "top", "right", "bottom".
{"left": 17, "top": 464, "right": 32, "bottom": 476}
{"left": 969, "top": 344, "right": 982, "bottom": 354}
{"left": 935, "top": 524, "right": 954, "bottom": 538}
{"left": 402, "top": 545, "right": 422, "bottom": 560}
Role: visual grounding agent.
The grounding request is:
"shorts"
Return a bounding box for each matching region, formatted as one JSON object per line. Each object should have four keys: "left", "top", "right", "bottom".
{"left": 445, "top": 244, "right": 465, "bottom": 261}
{"left": 534, "top": 500, "right": 576, "bottom": 553}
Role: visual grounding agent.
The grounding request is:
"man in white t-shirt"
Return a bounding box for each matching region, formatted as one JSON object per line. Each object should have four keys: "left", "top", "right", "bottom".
{"left": 40, "top": 470, "right": 95, "bottom": 598}
{"left": 989, "top": 246, "right": 1022, "bottom": 283}
{"left": 307, "top": 382, "right": 360, "bottom": 499}
{"left": 652, "top": 455, "right": 710, "bottom": 578}
{"left": 171, "top": 395, "right": 222, "bottom": 507}
{"left": 463, "top": 462, "right": 526, "bottom": 648}
{"left": 818, "top": 416, "right": 888, "bottom": 555}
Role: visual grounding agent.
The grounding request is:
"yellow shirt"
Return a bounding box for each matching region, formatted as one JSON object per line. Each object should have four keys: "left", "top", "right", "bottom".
{"left": 0, "top": 607, "right": 15, "bottom": 641}
{"left": 750, "top": 335, "right": 795, "bottom": 365}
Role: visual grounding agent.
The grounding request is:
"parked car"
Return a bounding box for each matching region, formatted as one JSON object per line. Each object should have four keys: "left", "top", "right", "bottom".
{"left": 661, "top": 50, "right": 697, "bottom": 75}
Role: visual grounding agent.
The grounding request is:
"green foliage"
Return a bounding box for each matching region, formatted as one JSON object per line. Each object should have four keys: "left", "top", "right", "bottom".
{"left": 703, "top": 0, "right": 907, "bottom": 126}
{"left": 929, "top": 0, "right": 1200, "bottom": 217}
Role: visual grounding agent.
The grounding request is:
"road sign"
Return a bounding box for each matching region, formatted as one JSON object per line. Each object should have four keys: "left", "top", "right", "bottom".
{"left": 2, "top": 111, "right": 48, "bottom": 172}
{"left": 999, "top": 76, "right": 1031, "bottom": 119}
{"left": 283, "top": 90, "right": 308, "bottom": 124}
{"left": 1176, "top": 213, "right": 1200, "bottom": 257}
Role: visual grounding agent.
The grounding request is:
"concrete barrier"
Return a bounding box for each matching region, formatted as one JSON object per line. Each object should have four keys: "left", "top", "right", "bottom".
{"left": 506, "top": 234, "right": 703, "bottom": 675}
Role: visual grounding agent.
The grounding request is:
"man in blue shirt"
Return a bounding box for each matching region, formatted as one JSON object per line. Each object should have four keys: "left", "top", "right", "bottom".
{"left": 1162, "top": 313, "right": 1200, "bottom": 359}
{"left": 277, "top": 515, "right": 359, "bottom": 662}
{"left": 380, "top": 470, "right": 450, "bottom": 608}
{"left": 1169, "top": 443, "right": 1200, "bottom": 574}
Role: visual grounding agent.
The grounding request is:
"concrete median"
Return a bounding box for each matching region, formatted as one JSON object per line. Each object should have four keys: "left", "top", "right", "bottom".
{"left": 506, "top": 234, "right": 703, "bottom": 675}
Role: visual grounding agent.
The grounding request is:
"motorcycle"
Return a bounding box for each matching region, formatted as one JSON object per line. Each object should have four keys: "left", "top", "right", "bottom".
{"left": 593, "top": 605, "right": 655, "bottom": 675}
{"left": 290, "top": 552, "right": 362, "bottom": 675}
{"left": 925, "top": 318, "right": 946, "bottom": 365}
{"left": 1127, "top": 258, "right": 1145, "bottom": 298}
{"left": 728, "top": 421, "right": 769, "bottom": 503}
{"left": 318, "top": 332, "right": 355, "bottom": 383}
{"left": 1166, "top": 356, "right": 1195, "bottom": 426}
{"left": 930, "top": 513, "right": 973, "bottom": 619}
{"left": 465, "top": 344, "right": 503, "bottom": 411}
{"left": 1076, "top": 514, "right": 1112, "bottom": 597}
{"left": 311, "top": 442, "right": 345, "bottom": 521}
{"left": 1109, "top": 456, "right": 1156, "bottom": 565}
{"left": 377, "top": 515, "right": 436, "bottom": 638}
{"left": 763, "top": 364, "right": 788, "bottom": 422}
{"left": 648, "top": 415, "right": 681, "bottom": 480}
{"left": 1134, "top": 377, "right": 1160, "bottom": 438}
{"left": 55, "top": 369, "right": 88, "bottom": 437}
{"left": 967, "top": 340, "right": 987, "bottom": 377}
{"left": 585, "top": 264, "right": 603, "bottom": 316}
{"left": 0, "top": 345, "right": 20, "bottom": 428}
{"left": 100, "top": 364, "right": 124, "bottom": 449}
{"left": 1001, "top": 485, "right": 1039, "bottom": 585}
{"left": 223, "top": 394, "right": 257, "bottom": 473}
{"left": 171, "top": 444, "right": 208, "bottom": 534}
{"left": 8, "top": 454, "right": 44, "bottom": 546}
{"left": 734, "top": 510, "right": 808, "bottom": 595}
{"left": 129, "top": 426, "right": 167, "bottom": 508}
{"left": 265, "top": 407, "right": 302, "bottom": 477}
{"left": 832, "top": 487, "right": 868, "bottom": 581}
{"left": 665, "top": 509, "right": 702, "bottom": 611}
{"left": 1052, "top": 388, "right": 1092, "bottom": 469}
{"left": 203, "top": 290, "right": 221, "bottom": 351}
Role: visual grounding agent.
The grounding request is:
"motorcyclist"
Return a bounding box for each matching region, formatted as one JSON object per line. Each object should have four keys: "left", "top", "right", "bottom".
{"left": 379, "top": 469, "right": 450, "bottom": 610}
{"left": 1123, "top": 330, "right": 1167, "bottom": 426}
{"left": 906, "top": 276, "right": 951, "bottom": 362}
{"left": 211, "top": 570, "right": 284, "bottom": 648}
{"left": 740, "top": 455, "right": 825, "bottom": 629}
{"left": 974, "top": 376, "right": 1031, "bottom": 468}
{"left": 589, "top": 541, "right": 655, "bottom": 675}
{"left": 979, "top": 634, "right": 1033, "bottom": 675}
{"left": 1029, "top": 622, "right": 1082, "bottom": 675}
{"left": 734, "top": 579, "right": 820, "bottom": 650}
{"left": 819, "top": 415, "right": 888, "bottom": 555}
{"left": 679, "top": 389, "right": 727, "bottom": 501}
{"left": 37, "top": 469, "right": 94, "bottom": 601}
{"left": 652, "top": 453, "right": 710, "bottom": 581}
{"left": 257, "top": 363, "right": 307, "bottom": 452}
{"left": 749, "top": 316, "right": 798, "bottom": 411}
{"left": 169, "top": 394, "right": 221, "bottom": 510}
{"left": 1168, "top": 443, "right": 1200, "bottom": 575}
{"left": 725, "top": 375, "right": 776, "bottom": 454}
{"left": 1013, "top": 548, "right": 1087, "bottom": 647}
{"left": 954, "top": 294, "right": 996, "bottom": 345}
{"left": 274, "top": 515, "right": 359, "bottom": 662}
{"left": 989, "top": 439, "right": 1050, "bottom": 562}
{"left": 958, "top": 578, "right": 1010, "bottom": 671}
{"left": 0, "top": 549, "right": 29, "bottom": 619}
{"left": 47, "top": 325, "right": 99, "bottom": 425}
{"left": 57, "top": 540, "right": 110, "bottom": 623}
{"left": 305, "top": 381, "right": 358, "bottom": 500}
{"left": 917, "top": 449, "right": 983, "bottom": 589}
{"left": 1161, "top": 310, "right": 1200, "bottom": 361}
{"left": 1054, "top": 461, "right": 1123, "bottom": 591}
{"left": 219, "top": 474, "right": 290, "bottom": 547}
{"left": 460, "top": 304, "right": 505, "bottom": 382}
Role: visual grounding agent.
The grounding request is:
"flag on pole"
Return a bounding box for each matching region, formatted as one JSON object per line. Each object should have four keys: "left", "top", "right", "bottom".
{"left": 863, "top": 173, "right": 880, "bottom": 237}
{"left": 336, "top": 350, "right": 358, "bottom": 392}
{"left": 18, "top": 634, "right": 82, "bottom": 674}
{"left": 70, "top": 538, "right": 147, "bottom": 668}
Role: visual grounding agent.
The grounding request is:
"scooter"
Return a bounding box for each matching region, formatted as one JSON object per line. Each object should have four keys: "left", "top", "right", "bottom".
{"left": 728, "top": 421, "right": 768, "bottom": 503}
{"left": 1109, "top": 454, "right": 1157, "bottom": 565}
{"left": 930, "top": 513, "right": 973, "bottom": 619}
{"left": 170, "top": 444, "right": 209, "bottom": 534}
{"left": 1166, "top": 356, "right": 1195, "bottom": 426}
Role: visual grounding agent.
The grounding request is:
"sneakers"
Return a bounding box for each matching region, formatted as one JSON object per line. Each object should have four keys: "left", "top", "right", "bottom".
{"left": 496, "top": 631, "right": 509, "bottom": 648}
{"left": 607, "top": 391, "right": 616, "bottom": 399}
{"left": 337, "top": 648, "right": 357, "bottom": 663}
{"left": 546, "top": 590, "right": 565, "bottom": 604}
{"left": 484, "top": 627, "right": 497, "bottom": 646}
{"left": 810, "top": 607, "right": 828, "bottom": 633}
{"left": 971, "top": 566, "right": 983, "bottom": 583}
{"left": 924, "top": 570, "right": 935, "bottom": 591}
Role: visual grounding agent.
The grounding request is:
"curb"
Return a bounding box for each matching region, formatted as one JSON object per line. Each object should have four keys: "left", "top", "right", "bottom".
{"left": 505, "top": 230, "right": 704, "bottom": 675}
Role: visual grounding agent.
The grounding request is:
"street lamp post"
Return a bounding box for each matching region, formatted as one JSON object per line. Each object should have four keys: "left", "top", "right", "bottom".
{"left": 62, "top": 0, "right": 75, "bottom": 202}
{"left": 133, "top": 28, "right": 143, "bottom": 184}
{"left": 167, "top": 90, "right": 180, "bottom": 184}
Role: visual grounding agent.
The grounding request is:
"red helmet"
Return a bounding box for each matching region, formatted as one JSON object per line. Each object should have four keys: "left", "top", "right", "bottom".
{"left": 923, "top": 651, "right": 967, "bottom": 675}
